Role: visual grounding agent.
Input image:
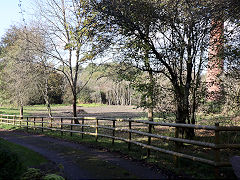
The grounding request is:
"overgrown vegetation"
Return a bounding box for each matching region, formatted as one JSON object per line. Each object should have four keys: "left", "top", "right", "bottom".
{"left": 0, "top": 144, "right": 25, "bottom": 179}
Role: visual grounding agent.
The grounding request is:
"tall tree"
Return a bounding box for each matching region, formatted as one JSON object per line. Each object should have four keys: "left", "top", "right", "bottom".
{"left": 0, "top": 25, "right": 64, "bottom": 116}
{"left": 0, "top": 26, "right": 43, "bottom": 115}
{"left": 93, "top": 0, "right": 239, "bottom": 137}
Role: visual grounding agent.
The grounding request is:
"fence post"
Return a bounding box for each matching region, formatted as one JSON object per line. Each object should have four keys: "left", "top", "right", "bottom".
{"left": 0, "top": 114, "right": 2, "bottom": 123}
{"left": 19, "top": 115, "right": 22, "bottom": 128}
{"left": 13, "top": 115, "right": 16, "bottom": 126}
{"left": 96, "top": 118, "right": 99, "bottom": 142}
{"left": 128, "top": 121, "right": 132, "bottom": 150}
{"left": 147, "top": 123, "right": 152, "bottom": 158}
{"left": 81, "top": 118, "right": 84, "bottom": 139}
{"left": 42, "top": 117, "right": 44, "bottom": 132}
{"left": 34, "top": 117, "right": 36, "bottom": 131}
{"left": 214, "top": 123, "right": 220, "bottom": 178}
{"left": 50, "top": 118, "right": 53, "bottom": 130}
{"left": 112, "top": 120, "right": 115, "bottom": 145}
{"left": 27, "top": 117, "right": 29, "bottom": 132}
{"left": 174, "top": 126, "right": 180, "bottom": 168}
{"left": 7, "top": 115, "right": 9, "bottom": 124}
{"left": 61, "top": 118, "right": 63, "bottom": 136}
{"left": 70, "top": 119, "right": 73, "bottom": 137}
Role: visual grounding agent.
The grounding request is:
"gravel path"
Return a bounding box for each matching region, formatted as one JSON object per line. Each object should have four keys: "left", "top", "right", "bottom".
{"left": 0, "top": 129, "right": 167, "bottom": 180}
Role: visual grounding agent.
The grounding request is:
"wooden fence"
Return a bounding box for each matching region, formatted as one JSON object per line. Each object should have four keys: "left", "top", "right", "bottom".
{"left": 0, "top": 114, "right": 239, "bottom": 176}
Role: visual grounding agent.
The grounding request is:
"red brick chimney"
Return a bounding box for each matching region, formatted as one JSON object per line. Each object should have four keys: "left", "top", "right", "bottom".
{"left": 206, "top": 19, "right": 224, "bottom": 101}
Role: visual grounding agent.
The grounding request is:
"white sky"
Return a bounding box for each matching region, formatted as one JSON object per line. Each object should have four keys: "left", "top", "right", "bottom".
{"left": 0, "top": 0, "right": 32, "bottom": 38}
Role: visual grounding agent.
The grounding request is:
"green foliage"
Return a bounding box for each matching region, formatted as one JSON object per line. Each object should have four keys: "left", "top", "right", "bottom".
{"left": 203, "top": 101, "right": 223, "bottom": 114}
{"left": 47, "top": 72, "right": 64, "bottom": 104}
{"left": 21, "top": 168, "right": 42, "bottom": 180}
{"left": 0, "top": 26, "right": 45, "bottom": 106}
{"left": 21, "top": 169, "right": 65, "bottom": 180}
{"left": 0, "top": 138, "right": 47, "bottom": 167}
{"left": 43, "top": 174, "right": 65, "bottom": 180}
{"left": 77, "top": 87, "right": 93, "bottom": 104}
{"left": 0, "top": 146, "right": 25, "bottom": 180}
{"left": 79, "top": 63, "right": 134, "bottom": 105}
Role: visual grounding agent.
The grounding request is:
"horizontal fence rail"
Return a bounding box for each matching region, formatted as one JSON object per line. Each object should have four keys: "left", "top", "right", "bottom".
{"left": 0, "top": 114, "right": 239, "bottom": 176}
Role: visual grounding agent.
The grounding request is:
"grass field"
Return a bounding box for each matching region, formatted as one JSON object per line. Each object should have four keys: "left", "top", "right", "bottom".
{"left": 0, "top": 103, "right": 105, "bottom": 116}
{"left": 1, "top": 103, "right": 239, "bottom": 126}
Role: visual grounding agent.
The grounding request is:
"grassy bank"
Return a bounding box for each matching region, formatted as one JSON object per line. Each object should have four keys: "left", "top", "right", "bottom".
{"left": 0, "top": 138, "right": 48, "bottom": 167}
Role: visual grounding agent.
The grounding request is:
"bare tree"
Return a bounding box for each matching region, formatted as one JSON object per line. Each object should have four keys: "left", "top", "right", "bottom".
{"left": 31, "top": 0, "right": 105, "bottom": 122}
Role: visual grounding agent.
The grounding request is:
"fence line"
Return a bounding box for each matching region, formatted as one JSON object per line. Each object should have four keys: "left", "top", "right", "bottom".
{"left": 0, "top": 114, "right": 239, "bottom": 176}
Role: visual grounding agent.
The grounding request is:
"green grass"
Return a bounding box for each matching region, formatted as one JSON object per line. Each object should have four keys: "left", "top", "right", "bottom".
{"left": 0, "top": 124, "right": 19, "bottom": 130}
{"left": 0, "top": 138, "right": 48, "bottom": 167}
{"left": 196, "top": 111, "right": 240, "bottom": 126}
{"left": 25, "top": 104, "right": 72, "bottom": 109}
{"left": 77, "top": 103, "right": 106, "bottom": 107}
{"left": 0, "top": 103, "right": 106, "bottom": 117}
{"left": 135, "top": 110, "right": 240, "bottom": 126}
{"left": 0, "top": 107, "right": 22, "bottom": 115}
{"left": 25, "top": 103, "right": 106, "bottom": 109}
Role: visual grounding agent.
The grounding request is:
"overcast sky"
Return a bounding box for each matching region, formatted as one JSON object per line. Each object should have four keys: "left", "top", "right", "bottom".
{"left": 0, "top": 0, "right": 32, "bottom": 38}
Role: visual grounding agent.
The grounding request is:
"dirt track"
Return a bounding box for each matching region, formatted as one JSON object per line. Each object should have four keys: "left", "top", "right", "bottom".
{"left": 33, "top": 105, "right": 147, "bottom": 119}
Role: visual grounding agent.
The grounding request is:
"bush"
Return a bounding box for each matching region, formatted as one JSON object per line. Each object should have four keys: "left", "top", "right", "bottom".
{"left": 0, "top": 147, "right": 25, "bottom": 180}
{"left": 43, "top": 174, "right": 65, "bottom": 180}
{"left": 204, "top": 101, "right": 223, "bottom": 114}
{"left": 21, "top": 168, "right": 42, "bottom": 180}
{"left": 77, "top": 87, "right": 93, "bottom": 104}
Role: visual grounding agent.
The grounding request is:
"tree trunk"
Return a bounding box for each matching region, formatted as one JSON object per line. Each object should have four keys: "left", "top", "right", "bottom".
{"left": 46, "top": 103, "right": 52, "bottom": 117}
{"left": 175, "top": 90, "right": 194, "bottom": 139}
{"left": 72, "top": 91, "right": 79, "bottom": 124}
{"left": 147, "top": 70, "right": 154, "bottom": 122}
{"left": 148, "top": 108, "right": 153, "bottom": 121}
{"left": 176, "top": 102, "right": 189, "bottom": 124}
{"left": 43, "top": 76, "right": 52, "bottom": 117}
{"left": 73, "top": 100, "right": 77, "bottom": 117}
{"left": 20, "top": 105, "right": 23, "bottom": 117}
{"left": 187, "top": 89, "right": 197, "bottom": 138}
{"left": 176, "top": 103, "right": 188, "bottom": 139}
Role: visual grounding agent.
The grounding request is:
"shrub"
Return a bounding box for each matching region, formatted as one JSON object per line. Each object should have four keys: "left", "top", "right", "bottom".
{"left": 43, "top": 174, "right": 65, "bottom": 180}
{"left": 204, "top": 101, "right": 223, "bottom": 114}
{"left": 0, "top": 147, "right": 25, "bottom": 180}
{"left": 21, "top": 168, "right": 42, "bottom": 180}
